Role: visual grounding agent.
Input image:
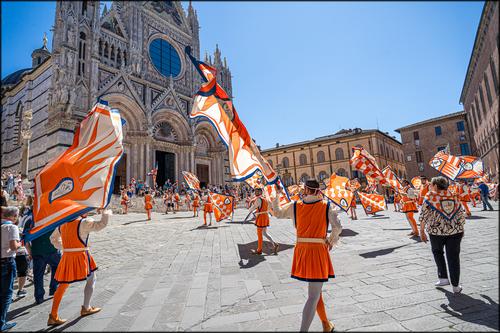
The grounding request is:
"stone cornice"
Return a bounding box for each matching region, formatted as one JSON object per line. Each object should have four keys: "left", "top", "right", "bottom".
{"left": 459, "top": 2, "right": 496, "bottom": 104}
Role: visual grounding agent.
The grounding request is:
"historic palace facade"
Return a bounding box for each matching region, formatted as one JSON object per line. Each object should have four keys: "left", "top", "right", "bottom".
{"left": 459, "top": 1, "right": 499, "bottom": 181}
{"left": 261, "top": 128, "right": 406, "bottom": 189}
{"left": 1, "top": 1, "right": 231, "bottom": 191}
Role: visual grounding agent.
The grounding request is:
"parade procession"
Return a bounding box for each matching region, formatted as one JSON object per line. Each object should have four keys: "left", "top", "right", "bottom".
{"left": 1, "top": 1, "right": 499, "bottom": 332}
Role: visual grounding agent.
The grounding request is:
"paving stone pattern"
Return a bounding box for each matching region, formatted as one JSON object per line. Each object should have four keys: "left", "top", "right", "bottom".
{"left": 7, "top": 203, "right": 499, "bottom": 331}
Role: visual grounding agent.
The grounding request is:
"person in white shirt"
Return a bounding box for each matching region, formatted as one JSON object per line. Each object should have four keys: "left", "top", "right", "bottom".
{"left": 1, "top": 206, "right": 21, "bottom": 331}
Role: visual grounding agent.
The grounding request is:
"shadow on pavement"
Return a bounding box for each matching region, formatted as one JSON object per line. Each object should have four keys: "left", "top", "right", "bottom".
{"left": 364, "top": 215, "right": 390, "bottom": 219}
{"left": 189, "top": 224, "right": 229, "bottom": 231}
{"left": 339, "top": 229, "right": 359, "bottom": 237}
{"left": 7, "top": 300, "right": 42, "bottom": 321}
{"left": 465, "top": 215, "right": 488, "bottom": 220}
{"left": 228, "top": 220, "right": 256, "bottom": 225}
{"left": 50, "top": 315, "right": 84, "bottom": 332}
{"left": 237, "top": 241, "right": 294, "bottom": 269}
{"left": 359, "top": 244, "right": 409, "bottom": 259}
{"left": 438, "top": 289, "right": 499, "bottom": 331}
{"left": 382, "top": 228, "right": 412, "bottom": 231}
{"left": 121, "top": 219, "right": 149, "bottom": 225}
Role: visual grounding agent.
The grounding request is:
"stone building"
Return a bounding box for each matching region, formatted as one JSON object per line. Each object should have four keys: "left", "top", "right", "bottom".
{"left": 261, "top": 128, "right": 406, "bottom": 190}
{"left": 395, "top": 111, "right": 475, "bottom": 180}
{"left": 1, "top": 1, "right": 232, "bottom": 191}
{"left": 459, "top": 1, "right": 499, "bottom": 181}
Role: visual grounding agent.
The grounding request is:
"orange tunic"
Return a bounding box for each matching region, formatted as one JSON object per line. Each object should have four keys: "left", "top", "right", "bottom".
{"left": 54, "top": 218, "right": 97, "bottom": 284}
{"left": 144, "top": 194, "right": 153, "bottom": 210}
{"left": 203, "top": 196, "right": 213, "bottom": 213}
{"left": 255, "top": 198, "right": 270, "bottom": 228}
{"left": 418, "top": 184, "right": 430, "bottom": 206}
{"left": 120, "top": 193, "right": 129, "bottom": 205}
{"left": 193, "top": 196, "right": 200, "bottom": 208}
{"left": 401, "top": 186, "right": 418, "bottom": 213}
{"left": 291, "top": 200, "right": 335, "bottom": 282}
{"left": 458, "top": 185, "right": 471, "bottom": 202}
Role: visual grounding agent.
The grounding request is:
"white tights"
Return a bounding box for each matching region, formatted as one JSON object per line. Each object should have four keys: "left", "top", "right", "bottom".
{"left": 262, "top": 228, "right": 276, "bottom": 245}
{"left": 83, "top": 272, "right": 96, "bottom": 309}
{"left": 300, "top": 282, "right": 323, "bottom": 332}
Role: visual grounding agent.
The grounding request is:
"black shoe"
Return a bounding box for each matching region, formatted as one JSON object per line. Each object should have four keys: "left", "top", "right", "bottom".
{"left": 35, "top": 298, "right": 44, "bottom": 305}
{"left": 17, "top": 290, "right": 27, "bottom": 298}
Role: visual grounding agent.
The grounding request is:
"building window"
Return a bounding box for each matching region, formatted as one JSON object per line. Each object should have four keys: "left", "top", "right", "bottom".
{"left": 334, "top": 148, "right": 344, "bottom": 160}
{"left": 299, "top": 173, "right": 309, "bottom": 183}
{"left": 282, "top": 157, "right": 289, "bottom": 168}
{"left": 149, "top": 38, "right": 181, "bottom": 77}
{"left": 475, "top": 97, "right": 482, "bottom": 123}
{"left": 81, "top": 0, "right": 87, "bottom": 15}
{"left": 317, "top": 151, "right": 325, "bottom": 163}
{"left": 78, "top": 32, "right": 86, "bottom": 76}
{"left": 318, "top": 171, "right": 328, "bottom": 182}
{"left": 337, "top": 168, "right": 347, "bottom": 177}
{"left": 415, "top": 151, "right": 423, "bottom": 163}
{"left": 490, "top": 57, "right": 499, "bottom": 95}
{"left": 437, "top": 146, "right": 446, "bottom": 152}
{"left": 435, "top": 126, "right": 442, "bottom": 136}
{"left": 406, "top": 155, "right": 412, "bottom": 162}
{"left": 413, "top": 131, "right": 419, "bottom": 140}
{"left": 457, "top": 121, "right": 465, "bottom": 132}
{"left": 460, "top": 143, "right": 470, "bottom": 155}
{"left": 418, "top": 163, "right": 425, "bottom": 172}
{"left": 478, "top": 86, "right": 487, "bottom": 117}
{"left": 470, "top": 103, "right": 478, "bottom": 130}
{"left": 484, "top": 73, "right": 493, "bottom": 107}
{"left": 299, "top": 154, "right": 307, "bottom": 165}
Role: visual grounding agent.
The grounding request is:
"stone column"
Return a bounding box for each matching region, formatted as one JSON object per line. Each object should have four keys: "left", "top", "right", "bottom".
{"left": 125, "top": 145, "right": 131, "bottom": 184}
{"left": 190, "top": 150, "right": 195, "bottom": 172}
{"left": 20, "top": 109, "right": 33, "bottom": 182}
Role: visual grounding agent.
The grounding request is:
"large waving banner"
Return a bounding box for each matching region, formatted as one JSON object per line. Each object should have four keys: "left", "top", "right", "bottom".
{"left": 185, "top": 46, "right": 277, "bottom": 183}
{"left": 209, "top": 192, "right": 235, "bottom": 222}
{"left": 357, "top": 192, "right": 386, "bottom": 215}
{"left": 264, "top": 177, "right": 291, "bottom": 208}
{"left": 382, "top": 166, "right": 403, "bottom": 192}
{"left": 182, "top": 171, "right": 201, "bottom": 191}
{"left": 456, "top": 156, "right": 484, "bottom": 179}
{"left": 429, "top": 151, "right": 462, "bottom": 180}
{"left": 245, "top": 170, "right": 265, "bottom": 189}
{"left": 349, "top": 147, "right": 388, "bottom": 186}
{"left": 323, "top": 173, "right": 354, "bottom": 212}
{"left": 26, "top": 102, "right": 124, "bottom": 241}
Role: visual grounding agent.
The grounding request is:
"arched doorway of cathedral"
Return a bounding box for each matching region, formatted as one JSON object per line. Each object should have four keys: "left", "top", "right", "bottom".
{"left": 194, "top": 122, "right": 222, "bottom": 188}
{"left": 101, "top": 93, "right": 147, "bottom": 193}
{"left": 152, "top": 109, "right": 192, "bottom": 189}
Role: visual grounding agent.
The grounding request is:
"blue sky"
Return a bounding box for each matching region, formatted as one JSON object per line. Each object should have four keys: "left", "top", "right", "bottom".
{"left": 1, "top": 1, "right": 484, "bottom": 149}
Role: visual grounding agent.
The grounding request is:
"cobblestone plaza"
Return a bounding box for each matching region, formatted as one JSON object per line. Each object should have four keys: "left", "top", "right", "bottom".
{"left": 7, "top": 204, "right": 498, "bottom": 332}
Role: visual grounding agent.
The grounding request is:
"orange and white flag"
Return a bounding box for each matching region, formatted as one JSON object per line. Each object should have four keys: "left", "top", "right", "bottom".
{"left": 411, "top": 176, "right": 422, "bottom": 190}
{"left": 186, "top": 47, "right": 276, "bottom": 183}
{"left": 244, "top": 170, "right": 265, "bottom": 189}
{"left": 323, "top": 173, "right": 354, "bottom": 212}
{"left": 349, "top": 147, "right": 388, "bottom": 186}
{"left": 264, "top": 177, "right": 290, "bottom": 208}
{"left": 26, "top": 102, "right": 124, "bottom": 241}
{"left": 429, "top": 150, "right": 462, "bottom": 180}
{"left": 182, "top": 171, "right": 201, "bottom": 191}
{"left": 209, "top": 192, "right": 235, "bottom": 222}
{"left": 357, "top": 192, "right": 386, "bottom": 215}
{"left": 382, "top": 166, "right": 404, "bottom": 192}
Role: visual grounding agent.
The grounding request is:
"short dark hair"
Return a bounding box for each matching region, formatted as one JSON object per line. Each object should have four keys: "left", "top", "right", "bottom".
{"left": 431, "top": 176, "right": 449, "bottom": 190}
{"left": 305, "top": 180, "right": 320, "bottom": 190}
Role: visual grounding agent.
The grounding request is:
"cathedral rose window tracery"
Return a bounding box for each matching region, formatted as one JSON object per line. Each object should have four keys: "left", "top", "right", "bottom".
{"left": 149, "top": 38, "right": 181, "bottom": 78}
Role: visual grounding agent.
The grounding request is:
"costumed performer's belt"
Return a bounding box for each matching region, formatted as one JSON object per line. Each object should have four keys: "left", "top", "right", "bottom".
{"left": 255, "top": 211, "right": 269, "bottom": 215}
{"left": 62, "top": 247, "right": 90, "bottom": 253}
{"left": 296, "top": 237, "right": 327, "bottom": 244}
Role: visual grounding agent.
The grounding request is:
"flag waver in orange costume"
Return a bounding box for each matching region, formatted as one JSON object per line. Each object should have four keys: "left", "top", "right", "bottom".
{"left": 457, "top": 180, "right": 472, "bottom": 216}
{"left": 249, "top": 188, "right": 278, "bottom": 255}
{"left": 401, "top": 180, "right": 419, "bottom": 237}
{"left": 120, "top": 188, "right": 129, "bottom": 214}
{"left": 202, "top": 191, "right": 213, "bottom": 226}
{"left": 418, "top": 177, "right": 430, "bottom": 206}
{"left": 184, "top": 193, "right": 192, "bottom": 211}
{"left": 47, "top": 210, "right": 111, "bottom": 326}
{"left": 144, "top": 191, "right": 153, "bottom": 220}
{"left": 192, "top": 193, "right": 200, "bottom": 217}
{"left": 272, "top": 180, "right": 341, "bottom": 332}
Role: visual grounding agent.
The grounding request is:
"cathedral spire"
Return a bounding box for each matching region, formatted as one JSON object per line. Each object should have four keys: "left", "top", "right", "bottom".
{"left": 214, "top": 44, "right": 222, "bottom": 66}
{"left": 102, "top": 3, "right": 108, "bottom": 16}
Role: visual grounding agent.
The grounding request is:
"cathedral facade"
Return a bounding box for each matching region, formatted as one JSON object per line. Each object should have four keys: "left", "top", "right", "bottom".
{"left": 1, "top": 1, "right": 232, "bottom": 191}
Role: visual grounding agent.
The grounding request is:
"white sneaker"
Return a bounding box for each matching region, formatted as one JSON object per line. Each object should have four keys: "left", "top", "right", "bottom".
{"left": 452, "top": 285, "right": 463, "bottom": 294}
{"left": 435, "top": 278, "right": 450, "bottom": 287}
